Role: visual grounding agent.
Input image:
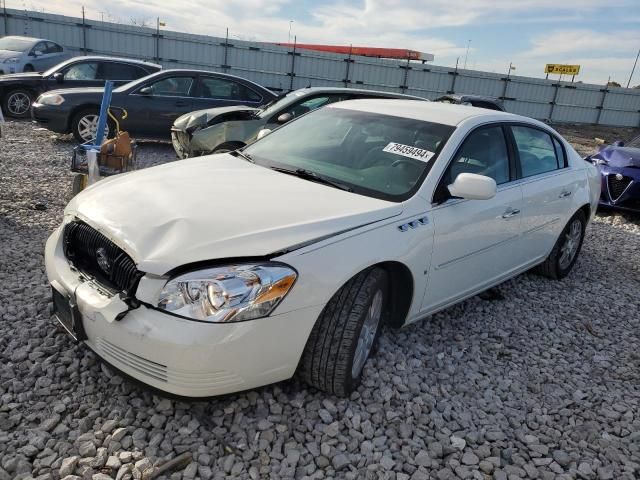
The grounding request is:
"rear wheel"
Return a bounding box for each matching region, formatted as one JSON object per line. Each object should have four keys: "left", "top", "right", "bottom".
{"left": 3, "top": 89, "right": 33, "bottom": 118}
{"left": 299, "top": 268, "right": 388, "bottom": 396}
{"left": 71, "top": 108, "right": 112, "bottom": 143}
{"left": 535, "top": 210, "right": 586, "bottom": 279}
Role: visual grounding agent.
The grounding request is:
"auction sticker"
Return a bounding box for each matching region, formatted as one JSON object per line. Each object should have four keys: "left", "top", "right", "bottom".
{"left": 383, "top": 142, "right": 435, "bottom": 162}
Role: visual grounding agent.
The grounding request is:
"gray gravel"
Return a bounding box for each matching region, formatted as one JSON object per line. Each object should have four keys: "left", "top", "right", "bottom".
{"left": 1, "top": 120, "right": 640, "bottom": 480}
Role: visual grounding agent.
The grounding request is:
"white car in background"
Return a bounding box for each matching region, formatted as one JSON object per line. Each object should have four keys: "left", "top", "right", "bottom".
{"left": 0, "top": 36, "right": 69, "bottom": 74}
{"left": 45, "top": 100, "right": 600, "bottom": 397}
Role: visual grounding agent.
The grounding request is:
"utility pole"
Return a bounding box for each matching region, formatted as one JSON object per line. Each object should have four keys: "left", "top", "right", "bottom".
{"left": 626, "top": 48, "right": 640, "bottom": 88}
{"left": 288, "top": 20, "right": 293, "bottom": 43}
{"left": 463, "top": 40, "right": 471, "bottom": 69}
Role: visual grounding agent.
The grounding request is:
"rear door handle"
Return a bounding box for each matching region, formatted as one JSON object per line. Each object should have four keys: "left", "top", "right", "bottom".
{"left": 559, "top": 190, "right": 572, "bottom": 198}
{"left": 502, "top": 208, "right": 521, "bottom": 219}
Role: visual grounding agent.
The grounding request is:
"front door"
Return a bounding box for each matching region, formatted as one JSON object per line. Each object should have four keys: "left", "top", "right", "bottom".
{"left": 422, "top": 125, "right": 525, "bottom": 313}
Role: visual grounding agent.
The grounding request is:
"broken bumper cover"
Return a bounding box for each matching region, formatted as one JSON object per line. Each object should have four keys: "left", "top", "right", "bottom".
{"left": 44, "top": 226, "right": 322, "bottom": 397}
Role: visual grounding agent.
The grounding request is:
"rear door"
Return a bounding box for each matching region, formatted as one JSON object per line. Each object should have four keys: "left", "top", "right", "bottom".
{"left": 126, "top": 74, "right": 196, "bottom": 136}
{"left": 508, "top": 124, "right": 577, "bottom": 261}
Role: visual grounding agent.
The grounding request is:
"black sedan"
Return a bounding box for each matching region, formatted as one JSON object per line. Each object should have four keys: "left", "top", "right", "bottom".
{"left": 32, "top": 69, "right": 276, "bottom": 142}
{"left": 1, "top": 56, "right": 161, "bottom": 118}
{"left": 435, "top": 94, "right": 505, "bottom": 111}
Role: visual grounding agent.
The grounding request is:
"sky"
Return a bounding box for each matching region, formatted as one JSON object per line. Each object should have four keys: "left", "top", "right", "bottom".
{"left": 8, "top": 0, "right": 640, "bottom": 85}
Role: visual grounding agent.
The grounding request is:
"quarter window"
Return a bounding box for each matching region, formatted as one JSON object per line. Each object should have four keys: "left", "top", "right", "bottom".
{"left": 145, "top": 77, "right": 194, "bottom": 96}
{"left": 512, "top": 126, "right": 561, "bottom": 177}
{"left": 443, "top": 126, "right": 510, "bottom": 186}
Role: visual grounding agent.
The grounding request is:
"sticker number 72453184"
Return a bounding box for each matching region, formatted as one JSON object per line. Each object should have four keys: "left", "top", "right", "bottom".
{"left": 382, "top": 142, "right": 435, "bottom": 162}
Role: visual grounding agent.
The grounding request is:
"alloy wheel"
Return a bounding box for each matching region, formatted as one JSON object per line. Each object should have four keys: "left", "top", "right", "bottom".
{"left": 559, "top": 219, "right": 582, "bottom": 270}
{"left": 351, "top": 289, "right": 384, "bottom": 379}
{"left": 77, "top": 114, "right": 109, "bottom": 143}
{"left": 7, "top": 92, "right": 31, "bottom": 116}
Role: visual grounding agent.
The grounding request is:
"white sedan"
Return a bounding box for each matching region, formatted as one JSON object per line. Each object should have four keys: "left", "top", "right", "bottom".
{"left": 45, "top": 100, "right": 600, "bottom": 397}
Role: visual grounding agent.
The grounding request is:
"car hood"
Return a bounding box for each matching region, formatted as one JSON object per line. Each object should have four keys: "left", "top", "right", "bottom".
{"left": 0, "top": 50, "right": 23, "bottom": 60}
{"left": 173, "top": 105, "right": 261, "bottom": 131}
{"left": 65, "top": 155, "right": 402, "bottom": 275}
{"left": 591, "top": 146, "right": 640, "bottom": 168}
{"left": 44, "top": 87, "right": 105, "bottom": 97}
{"left": 0, "top": 72, "right": 42, "bottom": 81}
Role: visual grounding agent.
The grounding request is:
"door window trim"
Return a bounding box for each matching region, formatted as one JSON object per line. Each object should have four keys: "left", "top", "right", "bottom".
{"left": 195, "top": 75, "right": 264, "bottom": 103}
{"left": 130, "top": 75, "right": 196, "bottom": 98}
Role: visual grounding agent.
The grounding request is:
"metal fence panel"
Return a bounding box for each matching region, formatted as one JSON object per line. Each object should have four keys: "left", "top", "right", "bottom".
{"left": 3, "top": 7, "right": 640, "bottom": 128}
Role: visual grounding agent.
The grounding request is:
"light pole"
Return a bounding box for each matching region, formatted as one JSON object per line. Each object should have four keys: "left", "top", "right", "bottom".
{"left": 506, "top": 62, "right": 515, "bottom": 78}
{"left": 626, "top": 48, "right": 640, "bottom": 88}
{"left": 288, "top": 20, "right": 293, "bottom": 44}
{"left": 463, "top": 39, "right": 471, "bottom": 69}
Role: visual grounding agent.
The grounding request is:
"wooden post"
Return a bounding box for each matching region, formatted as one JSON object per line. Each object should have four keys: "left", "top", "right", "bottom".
{"left": 155, "top": 17, "right": 160, "bottom": 62}
{"left": 223, "top": 28, "right": 229, "bottom": 71}
{"left": 549, "top": 83, "right": 560, "bottom": 121}
{"left": 2, "top": 0, "right": 8, "bottom": 36}
{"left": 343, "top": 44, "right": 353, "bottom": 88}
{"left": 81, "top": 6, "right": 87, "bottom": 55}
{"left": 449, "top": 57, "right": 459, "bottom": 94}
{"left": 400, "top": 55, "right": 410, "bottom": 93}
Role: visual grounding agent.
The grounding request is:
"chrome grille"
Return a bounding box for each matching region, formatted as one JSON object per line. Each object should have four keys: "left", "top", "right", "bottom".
{"left": 607, "top": 174, "right": 632, "bottom": 201}
{"left": 63, "top": 221, "right": 143, "bottom": 295}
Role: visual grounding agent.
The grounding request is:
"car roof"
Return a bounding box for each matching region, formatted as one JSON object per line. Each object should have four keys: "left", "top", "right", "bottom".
{"left": 69, "top": 56, "right": 161, "bottom": 68}
{"left": 329, "top": 98, "right": 524, "bottom": 126}
{"left": 3, "top": 35, "right": 44, "bottom": 43}
{"left": 289, "top": 86, "right": 424, "bottom": 100}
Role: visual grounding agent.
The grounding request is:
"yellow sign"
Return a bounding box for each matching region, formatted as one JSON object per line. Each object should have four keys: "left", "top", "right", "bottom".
{"left": 545, "top": 64, "right": 580, "bottom": 75}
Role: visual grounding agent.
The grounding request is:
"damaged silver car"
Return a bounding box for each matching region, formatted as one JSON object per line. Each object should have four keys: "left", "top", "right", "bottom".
{"left": 171, "top": 87, "right": 426, "bottom": 158}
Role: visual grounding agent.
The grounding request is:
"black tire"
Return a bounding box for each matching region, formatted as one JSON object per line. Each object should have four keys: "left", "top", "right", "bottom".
{"left": 299, "top": 268, "right": 389, "bottom": 396}
{"left": 71, "top": 108, "right": 113, "bottom": 144}
{"left": 535, "top": 210, "right": 586, "bottom": 279}
{"left": 211, "top": 141, "right": 245, "bottom": 154}
{"left": 23, "top": 64, "right": 34, "bottom": 72}
{"left": 3, "top": 89, "right": 34, "bottom": 118}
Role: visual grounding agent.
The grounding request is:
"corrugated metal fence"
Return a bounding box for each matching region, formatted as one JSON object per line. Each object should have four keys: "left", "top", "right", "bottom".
{"left": 2, "top": 7, "right": 640, "bottom": 127}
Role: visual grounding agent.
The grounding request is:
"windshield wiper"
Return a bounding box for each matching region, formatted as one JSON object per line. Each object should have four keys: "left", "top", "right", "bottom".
{"left": 269, "top": 166, "right": 353, "bottom": 192}
{"left": 229, "top": 150, "right": 254, "bottom": 163}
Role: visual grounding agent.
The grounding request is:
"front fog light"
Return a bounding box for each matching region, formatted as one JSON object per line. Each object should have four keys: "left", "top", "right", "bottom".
{"left": 157, "top": 263, "right": 297, "bottom": 323}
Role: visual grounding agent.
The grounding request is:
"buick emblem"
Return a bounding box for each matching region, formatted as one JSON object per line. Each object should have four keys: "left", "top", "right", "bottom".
{"left": 615, "top": 173, "right": 624, "bottom": 181}
{"left": 95, "top": 247, "right": 111, "bottom": 274}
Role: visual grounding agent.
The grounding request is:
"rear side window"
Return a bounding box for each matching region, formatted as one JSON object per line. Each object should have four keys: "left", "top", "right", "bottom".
{"left": 200, "top": 77, "right": 262, "bottom": 102}
{"left": 146, "top": 76, "right": 194, "bottom": 96}
{"left": 443, "top": 125, "right": 511, "bottom": 186}
{"left": 101, "top": 62, "right": 145, "bottom": 81}
{"left": 512, "top": 126, "right": 561, "bottom": 177}
{"left": 45, "top": 42, "right": 63, "bottom": 54}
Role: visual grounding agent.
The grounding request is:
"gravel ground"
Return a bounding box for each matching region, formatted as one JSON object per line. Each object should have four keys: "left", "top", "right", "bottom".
{"left": 1, "top": 120, "right": 640, "bottom": 480}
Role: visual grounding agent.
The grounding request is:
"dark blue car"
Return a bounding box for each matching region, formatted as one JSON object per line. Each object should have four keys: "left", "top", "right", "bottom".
{"left": 585, "top": 137, "right": 640, "bottom": 213}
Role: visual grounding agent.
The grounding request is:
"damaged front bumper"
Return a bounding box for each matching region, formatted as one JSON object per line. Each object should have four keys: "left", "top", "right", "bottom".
{"left": 44, "top": 225, "right": 322, "bottom": 397}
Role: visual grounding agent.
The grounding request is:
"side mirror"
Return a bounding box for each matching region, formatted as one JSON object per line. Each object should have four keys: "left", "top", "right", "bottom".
{"left": 256, "top": 128, "right": 272, "bottom": 140}
{"left": 139, "top": 86, "right": 152, "bottom": 95}
{"left": 276, "top": 112, "right": 292, "bottom": 124}
{"left": 53, "top": 72, "right": 64, "bottom": 83}
{"left": 447, "top": 173, "right": 497, "bottom": 200}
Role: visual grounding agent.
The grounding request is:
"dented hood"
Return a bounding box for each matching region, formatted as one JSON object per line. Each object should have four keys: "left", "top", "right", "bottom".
{"left": 594, "top": 145, "right": 640, "bottom": 168}
{"left": 173, "top": 105, "right": 261, "bottom": 131}
{"left": 65, "top": 155, "right": 402, "bottom": 275}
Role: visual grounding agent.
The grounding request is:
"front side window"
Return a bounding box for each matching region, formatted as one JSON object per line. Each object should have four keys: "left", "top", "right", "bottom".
{"left": 31, "top": 42, "right": 46, "bottom": 55}
{"left": 442, "top": 126, "right": 510, "bottom": 187}
{"left": 512, "top": 126, "right": 561, "bottom": 177}
{"left": 244, "top": 107, "right": 454, "bottom": 202}
{"left": 280, "top": 95, "right": 336, "bottom": 119}
{"left": 145, "top": 76, "right": 194, "bottom": 96}
{"left": 63, "top": 62, "right": 99, "bottom": 80}
{"left": 46, "top": 42, "right": 63, "bottom": 54}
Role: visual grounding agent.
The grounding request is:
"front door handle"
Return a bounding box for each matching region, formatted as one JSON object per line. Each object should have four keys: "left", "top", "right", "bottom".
{"left": 559, "top": 190, "right": 572, "bottom": 198}
{"left": 502, "top": 208, "right": 521, "bottom": 219}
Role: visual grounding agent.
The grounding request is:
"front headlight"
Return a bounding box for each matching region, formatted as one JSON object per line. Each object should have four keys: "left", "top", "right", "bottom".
{"left": 38, "top": 93, "right": 65, "bottom": 106}
{"left": 3, "top": 57, "right": 19, "bottom": 64}
{"left": 157, "top": 263, "right": 297, "bottom": 323}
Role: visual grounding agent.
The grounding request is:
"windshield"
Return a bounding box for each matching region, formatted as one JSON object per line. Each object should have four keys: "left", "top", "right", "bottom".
{"left": 113, "top": 71, "right": 161, "bottom": 92}
{"left": 258, "top": 91, "right": 304, "bottom": 119}
{"left": 244, "top": 107, "right": 454, "bottom": 202}
{"left": 0, "top": 37, "right": 33, "bottom": 52}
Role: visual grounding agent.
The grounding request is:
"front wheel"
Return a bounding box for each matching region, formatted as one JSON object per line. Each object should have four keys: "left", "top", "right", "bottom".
{"left": 71, "top": 109, "right": 112, "bottom": 143}
{"left": 535, "top": 210, "right": 586, "bottom": 279}
{"left": 299, "top": 268, "right": 388, "bottom": 396}
{"left": 3, "top": 89, "right": 34, "bottom": 118}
